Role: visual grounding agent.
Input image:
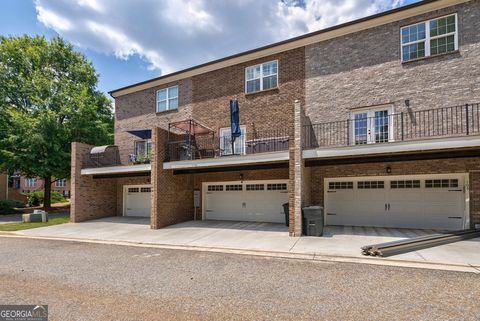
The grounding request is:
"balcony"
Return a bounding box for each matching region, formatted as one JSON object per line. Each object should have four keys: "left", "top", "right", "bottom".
{"left": 165, "top": 129, "right": 290, "bottom": 162}
{"left": 303, "top": 103, "right": 480, "bottom": 158}
{"left": 80, "top": 145, "right": 151, "bottom": 176}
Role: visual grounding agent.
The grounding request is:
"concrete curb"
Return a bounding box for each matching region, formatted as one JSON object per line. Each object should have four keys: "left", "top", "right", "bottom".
{"left": 1, "top": 233, "right": 479, "bottom": 274}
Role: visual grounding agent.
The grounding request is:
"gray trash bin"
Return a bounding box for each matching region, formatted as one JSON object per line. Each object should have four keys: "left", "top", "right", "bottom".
{"left": 302, "top": 206, "right": 324, "bottom": 236}
{"left": 282, "top": 203, "right": 289, "bottom": 227}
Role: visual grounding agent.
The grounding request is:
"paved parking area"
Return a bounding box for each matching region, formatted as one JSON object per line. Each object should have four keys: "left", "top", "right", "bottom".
{"left": 14, "top": 217, "right": 480, "bottom": 269}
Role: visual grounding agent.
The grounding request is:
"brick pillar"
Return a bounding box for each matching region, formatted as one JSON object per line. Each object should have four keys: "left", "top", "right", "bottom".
{"left": 151, "top": 127, "right": 194, "bottom": 229}
{"left": 71, "top": 142, "right": 118, "bottom": 222}
{"left": 470, "top": 170, "right": 480, "bottom": 228}
{"left": 289, "top": 100, "right": 304, "bottom": 236}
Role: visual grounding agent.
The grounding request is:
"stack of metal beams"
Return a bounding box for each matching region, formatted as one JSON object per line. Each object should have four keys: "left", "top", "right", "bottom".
{"left": 361, "top": 229, "right": 480, "bottom": 257}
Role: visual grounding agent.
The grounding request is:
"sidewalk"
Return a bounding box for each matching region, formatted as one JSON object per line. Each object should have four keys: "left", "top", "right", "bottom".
{"left": 7, "top": 217, "right": 480, "bottom": 273}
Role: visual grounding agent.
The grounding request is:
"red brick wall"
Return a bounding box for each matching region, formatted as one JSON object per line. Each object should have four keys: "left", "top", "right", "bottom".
{"left": 71, "top": 142, "right": 118, "bottom": 222}
{"left": 151, "top": 128, "right": 194, "bottom": 229}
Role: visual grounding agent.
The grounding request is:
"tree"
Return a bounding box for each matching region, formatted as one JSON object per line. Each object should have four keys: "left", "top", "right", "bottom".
{"left": 0, "top": 36, "right": 113, "bottom": 208}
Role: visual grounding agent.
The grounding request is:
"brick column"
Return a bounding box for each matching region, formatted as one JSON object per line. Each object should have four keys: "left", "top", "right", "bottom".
{"left": 470, "top": 170, "right": 480, "bottom": 228}
{"left": 289, "top": 100, "right": 304, "bottom": 236}
{"left": 151, "top": 127, "right": 194, "bottom": 229}
{"left": 71, "top": 142, "right": 118, "bottom": 222}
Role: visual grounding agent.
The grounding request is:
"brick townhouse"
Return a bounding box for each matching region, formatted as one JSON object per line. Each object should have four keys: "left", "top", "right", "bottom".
{"left": 72, "top": 0, "right": 480, "bottom": 236}
{"left": 10, "top": 174, "right": 71, "bottom": 198}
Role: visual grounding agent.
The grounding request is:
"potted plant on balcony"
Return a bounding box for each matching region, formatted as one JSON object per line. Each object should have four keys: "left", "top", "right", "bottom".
{"left": 134, "top": 152, "right": 151, "bottom": 164}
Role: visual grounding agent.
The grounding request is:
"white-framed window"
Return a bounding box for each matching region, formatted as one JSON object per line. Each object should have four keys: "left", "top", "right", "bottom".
{"left": 25, "top": 178, "right": 37, "bottom": 187}
{"left": 245, "top": 60, "right": 278, "bottom": 93}
{"left": 156, "top": 85, "right": 178, "bottom": 112}
{"left": 351, "top": 105, "right": 394, "bottom": 145}
{"left": 55, "top": 179, "right": 67, "bottom": 187}
{"left": 220, "top": 126, "right": 246, "bottom": 155}
{"left": 401, "top": 14, "right": 458, "bottom": 62}
{"left": 135, "top": 140, "right": 152, "bottom": 158}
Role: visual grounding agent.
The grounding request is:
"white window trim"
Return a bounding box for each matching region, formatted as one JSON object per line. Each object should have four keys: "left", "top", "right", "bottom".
{"left": 244, "top": 60, "right": 278, "bottom": 93}
{"left": 55, "top": 179, "right": 67, "bottom": 187}
{"left": 25, "top": 178, "right": 37, "bottom": 188}
{"left": 400, "top": 13, "right": 458, "bottom": 62}
{"left": 156, "top": 85, "right": 178, "bottom": 112}
{"left": 134, "top": 139, "right": 152, "bottom": 156}
{"left": 220, "top": 126, "right": 246, "bottom": 155}
{"left": 350, "top": 105, "right": 395, "bottom": 145}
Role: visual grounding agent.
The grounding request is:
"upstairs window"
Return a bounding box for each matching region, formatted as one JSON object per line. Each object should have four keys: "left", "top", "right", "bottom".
{"left": 401, "top": 14, "right": 457, "bottom": 62}
{"left": 55, "top": 179, "right": 67, "bottom": 187}
{"left": 156, "top": 85, "right": 178, "bottom": 112}
{"left": 25, "top": 178, "right": 37, "bottom": 187}
{"left": 245, "top": 60, "right": 278, "bottom": 93}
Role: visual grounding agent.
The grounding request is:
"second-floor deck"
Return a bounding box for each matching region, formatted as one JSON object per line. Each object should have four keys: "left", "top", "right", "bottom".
{"left": 303, "top": 103, "right": 480, "bottom": 153}
{"left": 165, "top": 128, "right": 290, "bottom": 163}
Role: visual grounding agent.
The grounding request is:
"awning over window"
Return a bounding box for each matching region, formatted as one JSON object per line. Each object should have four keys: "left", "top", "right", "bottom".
{"left": 127, "top": 129, "right": 152, "bottom": 140}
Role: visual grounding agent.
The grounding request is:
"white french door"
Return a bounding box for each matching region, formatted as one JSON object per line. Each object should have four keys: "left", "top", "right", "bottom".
{"left": 352, "top": 107, "right": 393, "bottom": 145}
{"left": 220, "top": 126, "right": 246, "bottom": 155}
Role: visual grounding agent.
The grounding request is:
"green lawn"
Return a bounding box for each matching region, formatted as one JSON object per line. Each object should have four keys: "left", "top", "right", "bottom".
{"left": 0, "top": 216, "right": 70, "bottom": 232}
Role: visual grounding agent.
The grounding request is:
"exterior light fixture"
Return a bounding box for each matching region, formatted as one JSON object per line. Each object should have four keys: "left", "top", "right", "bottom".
{"left": 386, "top": 166, "right": 392, "bottom": 174}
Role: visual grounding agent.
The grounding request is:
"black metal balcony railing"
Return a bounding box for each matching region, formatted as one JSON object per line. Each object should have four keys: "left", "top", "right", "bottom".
{"left": 87, "top": 147, "right": 151, "bottom": 168}
{"left": 304, "top": 103, "right": 480, "bottom": 149}
{"left": 165, "top": 129, "right": 289, "bottom": 162}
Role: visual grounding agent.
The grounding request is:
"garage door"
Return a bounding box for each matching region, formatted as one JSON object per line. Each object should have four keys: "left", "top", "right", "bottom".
{"left": 325, "top": 175, "right": 466, "bottom": 230}
{"left": 204, "top": 180, "right": 288, "bottom": 223}
{"left": 124, "top": 185, "right": 152, "bottom": 217}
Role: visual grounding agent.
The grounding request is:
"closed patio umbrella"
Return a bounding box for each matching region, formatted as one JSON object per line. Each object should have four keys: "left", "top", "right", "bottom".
{"left": 230, "top": 99, "right": 241, "bottom": 154}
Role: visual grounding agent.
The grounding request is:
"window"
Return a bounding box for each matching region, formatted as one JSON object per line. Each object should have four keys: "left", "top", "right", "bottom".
{"left": 156, "top": 86, "right": 178, "bottom": 112}
{"left": 220, "top": 126, "right": 246, "bottom": 156}
{"left": 128, "top": 187, "right": 139, "bottom": 193}
{"left": 267, "top": 183, "right": 287, "bottom": 191}
{"left": 226, "top": 184, "right": 243, "bottom": 191}
{"left": 208, "top": 185, "right": 224, "bottom": 191}
{"left": 357, "top": 181, "right": 384, "bottom": 189}
{"left": 401, "top": 14, "right": 457, "bottom": 62}
{"left": 246, "top": 184, "right": 264, "bottom": 191}
{"left": 390, "top": 180, "right": 420, "bottom": 189}
{"left": 245, "top": 60, "right": 278, "bottom": 93}
{"left": 135, "top": 140, "right": 152, "bottom": 158}
{"left": 328, "top": 182, "right": 354, "bottom": 190}
{"left": 351, "top": 106, "right": 393, "bottom": 145}
{"left": 55, "top": 179, "right": 67, "bottom": 187}
{"left": 25, "top": 178, "right": 37, "bottom": 188}
{"left": 425, "top": 179, "right": 459, "bottom": 188}
{"left": 140, "top": 187, "right": 152, "bottom": 193}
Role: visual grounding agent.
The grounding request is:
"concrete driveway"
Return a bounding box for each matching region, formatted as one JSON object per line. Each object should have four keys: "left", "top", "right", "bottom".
{"left": 14, "top": 217, "right": 480, "bottom": 270}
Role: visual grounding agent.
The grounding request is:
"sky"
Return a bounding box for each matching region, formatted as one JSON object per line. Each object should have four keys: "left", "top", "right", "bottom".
{"left": 0, "top": 0, "right": 419, "bottom": 96}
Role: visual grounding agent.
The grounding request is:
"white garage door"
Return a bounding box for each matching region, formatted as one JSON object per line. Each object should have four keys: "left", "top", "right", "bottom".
{"left": 124, "top": 185, "right": 152, "bottom": 217}
{"left": 204, "top": 180, "right": 288, "bottom": 223}
{"left": 325, "top": 174, "right": 466, "bottom": 230}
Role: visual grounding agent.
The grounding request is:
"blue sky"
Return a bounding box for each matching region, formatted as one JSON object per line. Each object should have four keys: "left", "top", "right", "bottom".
{"left": 0, "top": 0, "right": 418, "bottom": 96}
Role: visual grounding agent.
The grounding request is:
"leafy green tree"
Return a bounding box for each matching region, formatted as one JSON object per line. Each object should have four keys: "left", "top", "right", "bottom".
{"left": 0, "top": 36, "right": 113, "bottom": 208}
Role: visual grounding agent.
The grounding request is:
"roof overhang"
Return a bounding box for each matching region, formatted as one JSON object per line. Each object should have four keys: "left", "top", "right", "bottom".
{"left": 163, "top": 151, "right": 289, "bottom": 170}
{"left": 109, "top": 0, "right": 468, "bottom": 98}
{"left": 303, "top": 135, "right": 480, "bottom": 160}
{"left": 81, "top": 164, "right": 151, "bottom": 176}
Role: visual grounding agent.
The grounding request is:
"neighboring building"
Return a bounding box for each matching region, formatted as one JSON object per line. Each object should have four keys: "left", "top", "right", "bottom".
{"left": 0, "top": 173, "right": 7, "bottom": 200}
{"left": 72, "top": 0, "right": 480, "bottom": 234}
{"left": 11, "top": 174, "right": 71, "bottom": 198}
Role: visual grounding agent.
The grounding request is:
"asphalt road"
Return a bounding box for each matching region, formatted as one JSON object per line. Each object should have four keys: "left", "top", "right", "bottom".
{"left": 0, "top": 237, "right": 479, "bottom": 321}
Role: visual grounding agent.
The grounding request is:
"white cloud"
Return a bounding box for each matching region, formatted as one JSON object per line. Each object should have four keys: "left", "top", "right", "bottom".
{"left": 35, "top": 0, "right": 411, "bottom": 75}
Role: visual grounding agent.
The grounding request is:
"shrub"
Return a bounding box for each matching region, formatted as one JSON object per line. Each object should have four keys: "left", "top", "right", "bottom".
{"left": 0, "top": 200, "right": 26, "bottom": 214}
{"left": 25, "top": 191, "right": 66, "bottom": 206}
